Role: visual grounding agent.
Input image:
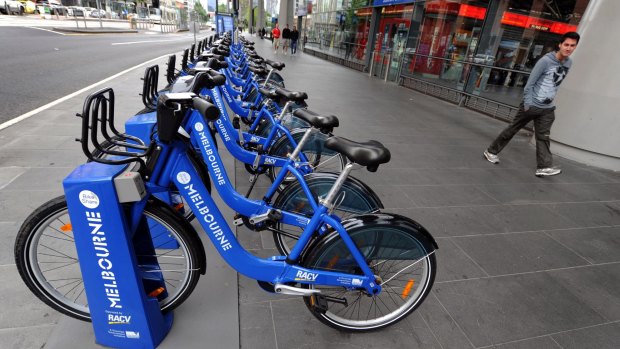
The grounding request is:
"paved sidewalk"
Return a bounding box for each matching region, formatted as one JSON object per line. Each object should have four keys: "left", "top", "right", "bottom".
{"left": 0, "top": 35, "right": 619, "bottom": 349}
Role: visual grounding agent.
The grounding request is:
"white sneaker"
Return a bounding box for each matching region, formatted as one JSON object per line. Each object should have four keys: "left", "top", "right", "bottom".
{"left": 535, "top": 168, "right": 561, "bottom": 177}
{"left": 483, "top": 150, "right": 499, "bottom": 164}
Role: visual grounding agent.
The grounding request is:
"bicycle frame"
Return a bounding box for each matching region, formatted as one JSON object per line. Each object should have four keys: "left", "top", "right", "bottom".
{"left": 144, "top": 112, "right": 381, "bottom": 294}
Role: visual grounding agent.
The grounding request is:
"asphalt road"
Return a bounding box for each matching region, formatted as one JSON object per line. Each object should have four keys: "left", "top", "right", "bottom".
{"left": 0, "top": 26, "right": 211, "bottom": 124}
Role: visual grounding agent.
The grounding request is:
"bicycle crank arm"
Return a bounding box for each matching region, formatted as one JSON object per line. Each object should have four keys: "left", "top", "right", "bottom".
{"left": 274, "top": 283, "right": 320, "bottom": 296}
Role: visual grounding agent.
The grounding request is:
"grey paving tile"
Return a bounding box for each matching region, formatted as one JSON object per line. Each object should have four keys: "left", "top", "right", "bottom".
{"left": 389, "top": 207, "right": 507, "bottom": 238}
{"left": 0, "top": 265, "right": 61, "bottom": 329}
{"left": 401, "top": 185, "right": 500, "bottom": 208}
{"left": 434, "top": 238, "right": 488, "bottom": 282}
{"left": 482, "top": 336, "right": 561, "bottom": 349}
{"left": 547, "top": 263, "right": 620, "bottom": 321}
{"left": 0, "top": 134, "right": 76, "bottom": 151}
{"left": 489, "top": 204, "right": 578, "bottom": 232}
{"left": 0, "top": 324, "right": 55, "bottom": 349}
{"left": 1, "top": 168, "right": 73, "bottom": 191}
{"left": 452, "top": 232, "right": 588, "bottom": 276}
{"left": 0, "top": 148, "right": 84, "bottom": 167}
{"left": 479, "top": 183, "right": 620, "bottom": 205}
{"left": 546, "top": 201, "right": 620, "bottom": 227}
{"left": 370, "top": 185, "right": 415, "bottom": 209}
{"left": 270, "top": 298, "right": 441, "bottom": 349}
{"left": 416, "top": 293, "right": 476, "bottom": 349}
{"left": 546, "top": 226, "right": 620, "bottom": 264}
{"left": 433, "top": 271, "right": 606, "bottom": 347}
{"left": 239, "top": 302, "right": 277, "bottom": 349}
{"left": 0, "top": 190, "right": 62, "bottom": 222}
{"left": 551, "top": 322, "right": 620, "bottom": 349}
{"left": 0, "top": 167, "right": 28, "bottom": 190}
{"left": 0, "top": 222, "right": 18, "bottom": 265}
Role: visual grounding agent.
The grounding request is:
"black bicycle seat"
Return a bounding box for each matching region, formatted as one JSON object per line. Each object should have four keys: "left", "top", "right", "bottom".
{"left": 324, "top": 136, "right": 391, "bottom": 171}
{"left": 275, "top": 87, "right": 307, "bottom": 102}
{"left": 293, "top": 109, "right": 338, "bottom": 133}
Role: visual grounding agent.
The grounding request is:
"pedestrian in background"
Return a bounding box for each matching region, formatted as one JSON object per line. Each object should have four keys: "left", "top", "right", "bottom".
{"left": 290, "top": 26, "right": 300, "bottom": 55}
{"left": 483, "top": 31, "right": 580, "bottom": 177}
{"left": 272, "top": 24, "right": 281, "bottom": 54}
{"left": 282, "top": 24, "right": 291, "bottom": 55}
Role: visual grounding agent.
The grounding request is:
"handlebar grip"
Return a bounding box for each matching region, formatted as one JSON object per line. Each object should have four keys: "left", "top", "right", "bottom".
{"left": 192, "top": 97, "right": 220, "bottom": 121}
{"left": 207, "top": 69, "right": 227, "bottom": 86}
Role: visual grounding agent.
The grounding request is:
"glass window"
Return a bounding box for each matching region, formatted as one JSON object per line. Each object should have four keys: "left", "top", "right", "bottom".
{"left": 401, "top": 0, "right": 589, "bottom": 107}
{"left": 305, "top": 0, "right": 372, "bottom": 62}
{"left": 402, "top": 0, "right": 489, "bottom": 90}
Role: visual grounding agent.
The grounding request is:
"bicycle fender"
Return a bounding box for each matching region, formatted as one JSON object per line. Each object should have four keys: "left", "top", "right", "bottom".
{"left": 148, "top": 197, "right": 208, "bottom": 275}
{"left": 341, "top": 213, "right": 438, "bottom": 251}
{"left": 273, "top": 172, "right": 384, "bottom": 212}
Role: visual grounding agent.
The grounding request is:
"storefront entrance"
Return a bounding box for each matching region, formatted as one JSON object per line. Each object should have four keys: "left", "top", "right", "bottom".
{"left": 370, "top": 4, "right": 413, "bottom": 82}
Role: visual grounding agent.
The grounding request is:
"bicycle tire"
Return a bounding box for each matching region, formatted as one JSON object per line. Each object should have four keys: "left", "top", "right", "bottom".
{"left": 271, "top": 173, "right": 383, "bottom": 255}
{"left": 14, "top": 196, "right": 204, "bottom": 322}
{"left": 267, "top": 128, "right": 346, "bottom": 189}
{"left": 300, "top": 214, "right": 437, "bottom": 331}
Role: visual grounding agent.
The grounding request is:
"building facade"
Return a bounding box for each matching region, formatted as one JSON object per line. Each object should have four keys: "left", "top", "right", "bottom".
{"left": 301, "top": 0, "right": 590, "bottom": 120}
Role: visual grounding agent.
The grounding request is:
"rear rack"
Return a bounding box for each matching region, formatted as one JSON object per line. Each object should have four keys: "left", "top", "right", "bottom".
{"left": 76, "top": 88, "right": 150, "bottom": 167}
{"left": 140, "top": 65, "right": 159, "bottom": 111}
{"left": 166, "top": 54, "right": 176, "bottom": 85}
{"left": 181, "top": 48, "right": 189, "bottom": 73}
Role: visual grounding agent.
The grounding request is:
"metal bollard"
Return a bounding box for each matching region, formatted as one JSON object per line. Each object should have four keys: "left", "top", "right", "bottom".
{"left": 369, "top": 51, "right": 376, "bottom": 77}
{"left": 384, "top": 54, "right": 391, "bottom": 81}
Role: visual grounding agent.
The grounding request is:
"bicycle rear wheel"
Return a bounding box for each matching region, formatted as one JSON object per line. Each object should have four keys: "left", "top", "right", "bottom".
{"left": 300, "top": 217, "right": 437, "bottom": 331}
{"left": 14, "top": 196, "right": 203, "bottom": 322}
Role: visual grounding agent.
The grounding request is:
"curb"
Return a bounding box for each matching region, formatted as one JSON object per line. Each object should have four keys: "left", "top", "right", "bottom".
{"left": 52, "top": 27, "right": 138, "bottom": 34}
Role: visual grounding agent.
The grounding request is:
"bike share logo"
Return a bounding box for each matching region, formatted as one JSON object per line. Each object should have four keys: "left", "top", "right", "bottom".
{"left": 352, "top": 278, "right": 363, "bottom": 286}
{"left": 194, "top": 122, "right": 205, "bottom": 132}
{"left": 177, "top": 171, "right": 192, "bottom": 185}
{"left": 79, "top": 190, "right": 100, "bottom": 209}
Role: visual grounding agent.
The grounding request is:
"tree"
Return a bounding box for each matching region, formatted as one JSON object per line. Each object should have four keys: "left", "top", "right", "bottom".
{"left": 194, "top": 1, "right": 209, "bottom": 21}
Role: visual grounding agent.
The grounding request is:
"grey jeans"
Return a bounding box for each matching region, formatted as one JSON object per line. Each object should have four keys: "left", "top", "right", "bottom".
{"left": 487, "top": 104, "right": 556, "bottom": 168}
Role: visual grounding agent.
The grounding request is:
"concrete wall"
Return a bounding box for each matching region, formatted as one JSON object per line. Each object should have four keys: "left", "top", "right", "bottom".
{"left": 552, "top": 0, "right": 620, "bottom": 171}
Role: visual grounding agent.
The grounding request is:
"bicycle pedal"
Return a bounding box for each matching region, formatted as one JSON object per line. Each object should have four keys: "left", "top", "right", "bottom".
{"left": 310, "top": 294, "right": 328, "bottom": 313}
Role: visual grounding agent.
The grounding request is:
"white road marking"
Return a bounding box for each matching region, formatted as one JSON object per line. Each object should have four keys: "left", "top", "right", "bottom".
{"left": 26, "top": 26, "right": 67, "bottom": 35}
{"left": 0, "top": 53, "right": 176, "bottom": 131}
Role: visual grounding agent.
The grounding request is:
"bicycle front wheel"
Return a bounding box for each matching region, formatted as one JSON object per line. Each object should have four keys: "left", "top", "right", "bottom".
{"left": 14, "top": 196, "right": 203, "bottom": 322}
{"left": 300, "top": 217, "right": 437, "bottom": 331}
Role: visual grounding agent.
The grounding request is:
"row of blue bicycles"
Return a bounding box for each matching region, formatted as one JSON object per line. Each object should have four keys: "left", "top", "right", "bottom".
{"left": 14, "top": 33, "right": 438, "bottom": 332}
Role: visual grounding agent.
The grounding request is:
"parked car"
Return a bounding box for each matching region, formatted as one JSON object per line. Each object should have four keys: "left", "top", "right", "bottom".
{"left": 2, "top": 0, "right": 24, "bottom": 15}
{"left": 89, "top": 8, "right": 105, "bottom": 18}
{"left": 68, "top": 6, "right": 86, "bottom": 16}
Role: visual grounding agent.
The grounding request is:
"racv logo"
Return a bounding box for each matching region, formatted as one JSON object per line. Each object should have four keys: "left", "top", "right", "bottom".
{"left": 295, "top": 270, "right": 318, "bottom": 282}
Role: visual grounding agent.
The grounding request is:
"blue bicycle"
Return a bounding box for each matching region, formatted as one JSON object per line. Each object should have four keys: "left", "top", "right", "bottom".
{"left": 15, "top": 85, "right": 438, "bottom": 331}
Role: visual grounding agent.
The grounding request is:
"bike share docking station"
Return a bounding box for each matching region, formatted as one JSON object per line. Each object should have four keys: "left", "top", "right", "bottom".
{"left": 64, "top": 161, "right": 173, "bottom": 349}
{"left": 63, "top": 87, "right": 174, "bottom": 348}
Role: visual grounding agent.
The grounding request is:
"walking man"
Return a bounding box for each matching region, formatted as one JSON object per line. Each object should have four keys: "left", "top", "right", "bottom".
{"left": 282, "top": 24, "right": 291, "bottom": 55}
{"left": 272, "top": 24, "right": 281, "bottom": 54}
{"left": 290, "top": 26, "right": 300, "bottom": 54}
{"left": 483, "top": 31, "right": 580, "bottom": 177}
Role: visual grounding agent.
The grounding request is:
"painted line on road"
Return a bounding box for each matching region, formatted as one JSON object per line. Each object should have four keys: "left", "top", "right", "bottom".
{"left": 28, "top": 26, "right": 67, "bottom": 35}
{"left": 0, "top": 53, "right": 174, "bottom": 132}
